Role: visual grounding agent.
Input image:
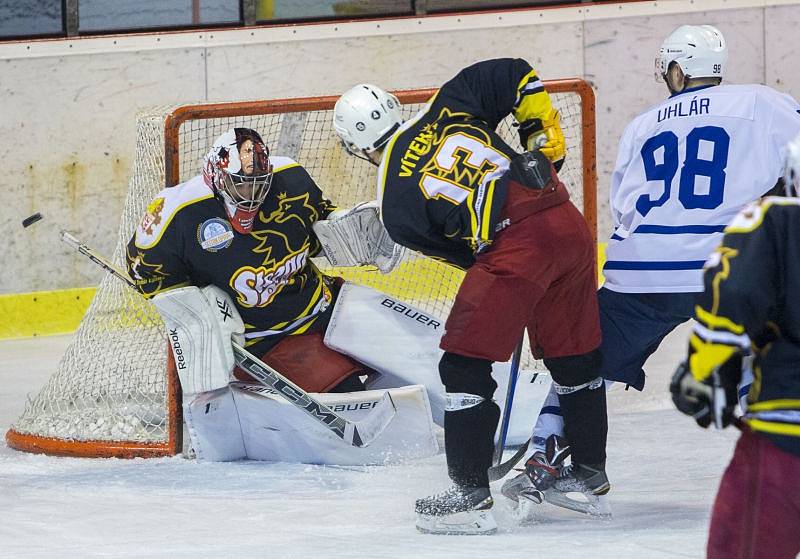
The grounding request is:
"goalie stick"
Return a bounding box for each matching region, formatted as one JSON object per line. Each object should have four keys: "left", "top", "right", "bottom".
{"left": 58, "top": 229, "right": 397, "bottom": 448}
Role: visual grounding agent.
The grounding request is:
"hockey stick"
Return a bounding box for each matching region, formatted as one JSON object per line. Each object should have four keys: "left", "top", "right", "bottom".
{"left": 58, "top": 229, "right": 396, "bottom": 448}
{"left": 488, "top": 437, "right": 530, "bottom": 482}
{"left": 492, "top": 341, "right": 522, "bottom": 466}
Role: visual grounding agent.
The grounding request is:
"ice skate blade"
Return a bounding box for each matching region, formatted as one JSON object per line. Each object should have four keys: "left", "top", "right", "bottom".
{"left": 542, "top": 489, "right": 612, "bottom": 519}
{"left": 415, "top": 510, "right": 498, "bottom": 535}
{"left": 512, "top": 496, "right": 544, "bottom": 525}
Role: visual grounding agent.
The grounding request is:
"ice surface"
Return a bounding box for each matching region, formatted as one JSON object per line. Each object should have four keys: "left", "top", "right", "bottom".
{"left": 1, "top": 324, "right": 738, "bottom": 559}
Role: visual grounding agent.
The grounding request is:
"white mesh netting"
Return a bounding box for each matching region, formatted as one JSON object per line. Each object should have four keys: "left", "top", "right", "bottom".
{"left": 8, "top": 86, "right": 593, "bottom": 456}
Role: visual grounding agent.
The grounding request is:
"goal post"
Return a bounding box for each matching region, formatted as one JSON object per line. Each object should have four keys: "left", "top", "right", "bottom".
{"left": 6, "top": 80, "right": 596, "bottom": 459}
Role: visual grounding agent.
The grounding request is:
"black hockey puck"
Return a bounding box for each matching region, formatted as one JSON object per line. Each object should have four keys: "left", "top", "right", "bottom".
{"left": 22, "top": 212, "right": 43, "bottom": 228}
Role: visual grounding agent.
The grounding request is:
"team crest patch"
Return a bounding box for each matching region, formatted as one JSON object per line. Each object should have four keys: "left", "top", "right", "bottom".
{"left": 140, "top": 197, "right": 165, "bottom": 235}
{"left": 197, "top": 218, "right": 234, "bottom": 252}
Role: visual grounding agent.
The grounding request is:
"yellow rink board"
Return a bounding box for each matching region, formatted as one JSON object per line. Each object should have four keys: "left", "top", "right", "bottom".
{"left": 0, "top": 244, "right": 607, "bottom": 340}
{"left": 0, "top": 287, "right": 97, "bottom": 339}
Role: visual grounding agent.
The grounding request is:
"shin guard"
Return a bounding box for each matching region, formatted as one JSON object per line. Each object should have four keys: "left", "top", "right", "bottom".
{"left": 444, "top": 399, "right": 501, "bottom": 488}
{"left": 556, "top": 382, "right": 608, "bottom": 467}
{"left": 545, "top": 350, "right": 607, "bottom": 468}
{"left": 439, "top": 352, "right": 499, "bottom": 488}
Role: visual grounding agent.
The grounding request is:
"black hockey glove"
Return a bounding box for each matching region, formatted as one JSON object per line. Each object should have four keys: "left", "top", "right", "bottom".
{"left": 506, "top": 149, "right": 553, "bottom": 190}
{"left": 670, "top": 358, "right": 739, "bottom": 429}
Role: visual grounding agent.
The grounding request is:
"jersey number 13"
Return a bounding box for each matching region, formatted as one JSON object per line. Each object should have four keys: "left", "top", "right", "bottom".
{"left": 637, "top": 126, "right": 730, "bottom": 216}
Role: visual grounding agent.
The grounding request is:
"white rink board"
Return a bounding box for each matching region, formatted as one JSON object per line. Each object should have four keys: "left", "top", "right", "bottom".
{"left": 0, "top": 322, "right": 742, "bottom": 558}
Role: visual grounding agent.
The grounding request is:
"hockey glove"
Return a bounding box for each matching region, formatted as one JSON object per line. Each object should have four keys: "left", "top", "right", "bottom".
{"left": 507, "top": 149, "right": 552, "bottom": 190}
{"left": 518, "top": 109, "right": 565, "bottom": 170}
{"left": 670, "top": 358, "right": 738, "bottom": 429}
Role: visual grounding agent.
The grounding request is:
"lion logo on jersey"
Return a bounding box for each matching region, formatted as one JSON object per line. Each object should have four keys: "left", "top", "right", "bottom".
{"left": 140, "top": 198, "right": 165, "bottom": 236}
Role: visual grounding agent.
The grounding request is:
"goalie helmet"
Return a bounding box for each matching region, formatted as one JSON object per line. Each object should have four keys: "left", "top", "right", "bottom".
{"left": 783, "top": 135, "right": 800, "bottom": 198}
{"left": 656, "top": 24, "right": 727, "bottom": 83}
{"left": 333, "top": 84, "right": 403, "bottom": 160}
{"left": 203, "top": 128, "right": 273, "bottom": 234}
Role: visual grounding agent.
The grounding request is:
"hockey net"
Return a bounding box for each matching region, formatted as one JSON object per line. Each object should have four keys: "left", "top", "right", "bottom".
{"left": 6, "top": 82, "right": 596, "bottom": 458}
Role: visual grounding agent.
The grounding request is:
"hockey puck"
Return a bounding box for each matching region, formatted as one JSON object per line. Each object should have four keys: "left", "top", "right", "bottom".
{"left": 22, "top": 212, "right": 43, "bottom": 228}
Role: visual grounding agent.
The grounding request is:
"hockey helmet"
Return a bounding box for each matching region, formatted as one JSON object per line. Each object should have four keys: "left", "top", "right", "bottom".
{"left": 656, "top": 25, "right": 727, "bottom": 83}
{"left": 333, "top": 84, "right": 403, "bottom": 160}
{"left": 203, "top": 127, "right": 273, "bottom": 234}
{"left": 783, "top": 135, "right": 800, "bottom": 198}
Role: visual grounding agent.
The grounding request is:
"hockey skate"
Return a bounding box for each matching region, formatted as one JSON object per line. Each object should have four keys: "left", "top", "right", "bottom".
{"left": 415, "top": 485, "right": 497, "bottom": 535}
{"left": 541, "top": 463, "right": 612, "bottom": 518}
{"left": 501, "top": 435, "right": 568, "bottom": 521}
{"left": 501, "top": 434, "right": 569, "bottom": 500}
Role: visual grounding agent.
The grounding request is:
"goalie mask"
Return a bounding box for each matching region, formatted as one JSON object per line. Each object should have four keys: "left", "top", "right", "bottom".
{"left": 783, "top": 135, "right": 800, "bottom": 198}
{"left": 333, "top": 84, "right": 403, "bottom": 163}
{"left": 655, "top": 25, "right": 727, "bottom": 84}
{"left": 203, "top": 128, "right": 273, "bottom": 234}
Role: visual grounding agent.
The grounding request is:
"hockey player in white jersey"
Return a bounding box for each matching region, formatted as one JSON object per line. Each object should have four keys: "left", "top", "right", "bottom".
{"left": 503, "top": 24, "right": 800, "bottom": 517}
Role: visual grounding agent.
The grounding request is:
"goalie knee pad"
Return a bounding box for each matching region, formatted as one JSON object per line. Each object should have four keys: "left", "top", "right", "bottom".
{"left": 438, "top": 352, "right": 497, "bottom": 400}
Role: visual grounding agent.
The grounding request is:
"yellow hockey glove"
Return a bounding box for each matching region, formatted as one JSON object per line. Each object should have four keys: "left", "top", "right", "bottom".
{"left": 518, "top": 109, "right": 566, "bottom": 168}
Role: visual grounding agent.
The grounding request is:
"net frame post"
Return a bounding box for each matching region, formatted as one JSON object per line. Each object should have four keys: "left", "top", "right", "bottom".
{"left": 5, "top": 350, "right": 182, "bottom": 458}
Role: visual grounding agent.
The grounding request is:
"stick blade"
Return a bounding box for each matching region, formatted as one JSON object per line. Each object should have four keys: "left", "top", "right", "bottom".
{"left": 488, "top": 438, "right": 530, "bottom": 482}
{"left": 349, "top": 391, "right": 397, "bottom": 448}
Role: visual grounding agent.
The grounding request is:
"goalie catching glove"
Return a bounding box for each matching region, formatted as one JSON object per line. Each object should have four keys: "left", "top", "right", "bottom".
{"left": 313, "top": 200, "right": 405, "bottom": 273}
{"left": 518, "top": 108, "right": 565, "bottom": 170}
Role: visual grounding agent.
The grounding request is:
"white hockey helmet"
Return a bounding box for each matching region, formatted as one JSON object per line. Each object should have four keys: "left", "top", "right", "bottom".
{"left": 333, "top": 84, "right": 403, "bottom": 158}
{"left": 656, "top": 24, "right": 727, "bottom": 82}
{"left": 203, "top": 127, "right": 273, "bottom": 234}
{"left": 783, "top": 135, "right": 800, "bottom": 197}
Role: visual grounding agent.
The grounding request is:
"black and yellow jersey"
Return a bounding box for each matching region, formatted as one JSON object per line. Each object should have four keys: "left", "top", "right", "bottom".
{"left": 689, "top": 197, "right": 800, "bottom": 456}
{"left": 126, "top": 156, "right": 336, "bottom": 353}
{"left": 378, "top": 58, "right": 558, "bottom": 269}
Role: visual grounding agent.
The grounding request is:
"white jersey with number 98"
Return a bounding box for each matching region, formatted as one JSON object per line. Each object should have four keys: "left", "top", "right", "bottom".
{"left": 605, "top": 83, "right": 800, "bottom": 293}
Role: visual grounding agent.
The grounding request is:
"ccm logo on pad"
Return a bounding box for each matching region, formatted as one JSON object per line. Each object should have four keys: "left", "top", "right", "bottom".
{"left": 380, "top": 298, "right": 441, "bottom": 330}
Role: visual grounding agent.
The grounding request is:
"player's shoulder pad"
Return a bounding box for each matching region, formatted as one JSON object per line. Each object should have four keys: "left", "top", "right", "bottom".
{"left": 723, "top": 83, "right": 796, "bottom": 106}
{"left": 270, "top": 155, "right": 302, "bottom": 174}
{"left": 725, "top": 197, "right": 800, "bottom": 234}
{"left": 725, "top": 83, "right": 779, "bottom": 97}
{"left": 135, "top": 175, "right": 213, "bottom": 249}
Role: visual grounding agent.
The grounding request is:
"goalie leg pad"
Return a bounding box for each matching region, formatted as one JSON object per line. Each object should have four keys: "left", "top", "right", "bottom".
{"left": 183, "top": 387, "right": 247, "bottom": 462}
{"left": 153, "top": 285, "right": 244, "bottom": 395}
{"left": 230, "top": 383, "right": 438, "bottom": 465}
{"left": 323, "top": 283, "right": 550, "bottom": 445}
